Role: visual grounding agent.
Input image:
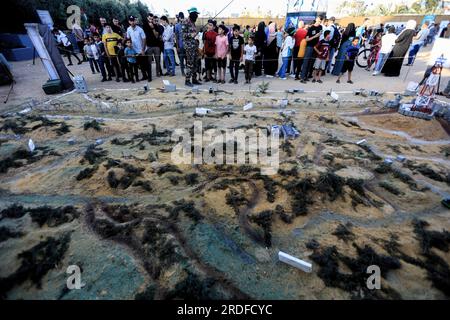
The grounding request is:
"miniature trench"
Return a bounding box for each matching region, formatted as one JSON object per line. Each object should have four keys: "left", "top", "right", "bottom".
{"left": 0, "top": 87, "right": 449, "bottom": 300}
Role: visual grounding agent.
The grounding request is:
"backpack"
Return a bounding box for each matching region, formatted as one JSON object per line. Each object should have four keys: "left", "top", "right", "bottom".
{"left": 330, "top": 25, "right": 341, "bottom": 48}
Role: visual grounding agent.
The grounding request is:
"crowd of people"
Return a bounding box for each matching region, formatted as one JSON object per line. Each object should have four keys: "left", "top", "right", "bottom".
{"left": 51, "top": 9, "right": 450, "bottom": 87}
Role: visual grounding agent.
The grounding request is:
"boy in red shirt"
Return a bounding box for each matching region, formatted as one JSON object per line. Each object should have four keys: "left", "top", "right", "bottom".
{"left": 202, "top": 22, "right": 218, "bottom": 82}
{"left": 312, "top": 30, "right": 331, "bottom": 83}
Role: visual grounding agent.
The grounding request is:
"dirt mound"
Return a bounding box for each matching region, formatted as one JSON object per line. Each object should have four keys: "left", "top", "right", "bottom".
{"left": 359, "top": 113, "right": 449, "bottom": 141}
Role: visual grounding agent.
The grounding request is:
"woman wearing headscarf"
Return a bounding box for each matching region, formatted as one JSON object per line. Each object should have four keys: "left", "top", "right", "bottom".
{"left": 332, "top": 23, "right": 356, "bottom": 76}
{"left": 254, "top": 22, "right": 266, "bottom": 77}
{"left": 263, "top": 22, "right": 278, "bottom": 76}
{"left": 382, "top": 20, "right": 416, "bottom": 77}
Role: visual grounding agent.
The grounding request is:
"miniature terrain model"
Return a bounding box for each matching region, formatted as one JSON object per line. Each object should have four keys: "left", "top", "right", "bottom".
{"left": 0, "top": 86, "right": 449, "bottom": 300}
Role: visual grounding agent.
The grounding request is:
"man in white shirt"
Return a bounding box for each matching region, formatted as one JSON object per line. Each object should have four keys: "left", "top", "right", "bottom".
{"left": 320, "top": 18, "right": 334, "bottom": 40}
{"left": 406, "top": 22, "right": 430, "bottom": 66}
{"left": 126, "top": 15, "right": 148, "bottom": 80}
{"left": 160, "top": 16, "right": 176, "bottom": 76}
{"left": 322, "top": 16, "right": 338, "bottom": 73}
{"left": 52, "top": 28, "right": 82, "bottom": 66}
{"left": 373, "top": 26, "right": 397, "bottom": 75}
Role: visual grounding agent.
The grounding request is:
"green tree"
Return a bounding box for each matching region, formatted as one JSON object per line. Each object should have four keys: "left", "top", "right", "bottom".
{"left": 5, "top": 0, "right": 150, "bottom": 33}
{"left": 337, "top": 0, "right": 367, "bottom": 17}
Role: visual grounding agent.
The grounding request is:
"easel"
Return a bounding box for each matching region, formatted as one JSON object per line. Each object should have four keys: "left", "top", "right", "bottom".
{"left": 412, "top": 56, "right": 445, "bottom": 113}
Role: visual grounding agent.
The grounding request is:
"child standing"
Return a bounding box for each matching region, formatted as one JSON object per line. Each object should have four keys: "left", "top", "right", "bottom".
{"left": 124, "top": 39, "right": 139, "bottom": 83}
{"left": 229, "top": 25, "right": 244, "bottom": 84}
{"left": 243, "top": 37, "right": 258, "bottom": 84}
{"left": 312, "top": 30, "right": 331, "bottom": 83}
{"left": 203, "top": 22, "right": 217, "bottom": 82}
{"left": 336, "top": 37, "right": 360, "bottom": 84}
{"left": 117, "top": 40, "right": 130, "bottom": 82}
{"left": 93, "top": 33, "right": 109, "bottom": 82}
{"left": 215, "top": 25, "right": 229, "bottom": 84}
{"left": 277, "top": 27, "right": 295, "bottom": 80}
{"left": 83, "top": 37, "right": 100, "bottom": 74}
{"left": 161, "top": 16, "right": 176, "bottom": 76}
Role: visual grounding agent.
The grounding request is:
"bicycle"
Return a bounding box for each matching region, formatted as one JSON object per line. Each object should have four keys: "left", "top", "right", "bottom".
{"left": 356, "top": 41, "right": 379, "bottom": 69}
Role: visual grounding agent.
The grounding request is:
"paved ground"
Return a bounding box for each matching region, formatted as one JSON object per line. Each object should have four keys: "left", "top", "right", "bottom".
{"left": 1, "top": 45, "right": 449, "bottom": 109}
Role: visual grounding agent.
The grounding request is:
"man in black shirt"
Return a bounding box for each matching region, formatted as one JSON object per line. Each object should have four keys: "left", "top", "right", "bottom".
{"left": 229, "top": 25, "right": 244, "bottom": 84}
{"left": 143, "top": 14, "right": 164, "bottom": 77}
{"left": 300, "top": 16, "right": 323, "bottom": 83}
{"left": 111, "top": 18, "right": 125, "bottom": 37}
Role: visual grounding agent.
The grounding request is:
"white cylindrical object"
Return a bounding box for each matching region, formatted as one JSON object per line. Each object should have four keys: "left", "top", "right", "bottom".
{"left": 278, "top": 251, "right": 312, "bottom": 273}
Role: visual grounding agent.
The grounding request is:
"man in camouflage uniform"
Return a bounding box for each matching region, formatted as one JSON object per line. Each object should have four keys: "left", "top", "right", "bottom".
{"left": 182, "top": 7, "right": 201, "bottom": 86}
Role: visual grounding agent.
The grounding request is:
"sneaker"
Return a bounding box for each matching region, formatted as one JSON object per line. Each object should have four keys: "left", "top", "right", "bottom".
{"left": 347, "top": 80, "right": 353, "bottom": 84}
{"left": 229, "top": 79, "right": 235, "bottom": 84}
{"left": 289, "top": 74, "right": 296, "bottom": 78}
{"left": 317, "top": 79, "right": 323, "bottom": 84}
{"left": 185, "top": 80, "right": 193, "bottom": 87}
{"left": 372, "top": 71, "right": 380, "bottom": 76}
{"left": 266, "top": 75, "right": 274, "bottom": 78}
{"left": 280, "top": 77, "right": 287, "bottom": 80}
{"left": 312, "top": 79, "right": 316, "bottom": 83}
{"left": 336, "top": 79, "right": 340, "bottom": 83}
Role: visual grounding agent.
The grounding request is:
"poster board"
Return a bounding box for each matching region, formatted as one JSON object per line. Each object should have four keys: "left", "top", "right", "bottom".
{"left": 285, "top": 11, "right": 326, "bottom": 29}
{"left": 428, "top": 38, "right": 450, "bottom": 68}
{"left": 24, "top": 23, "right": 59, "bottom": 80}
{"left": 36, "top": 10, "right": 54, "bottom": 30}
{"left": 437, "top": 20, "right": 449, "bottom": 38}
{"left": 420, "top": 15, "right": 436, "bottom": 26}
